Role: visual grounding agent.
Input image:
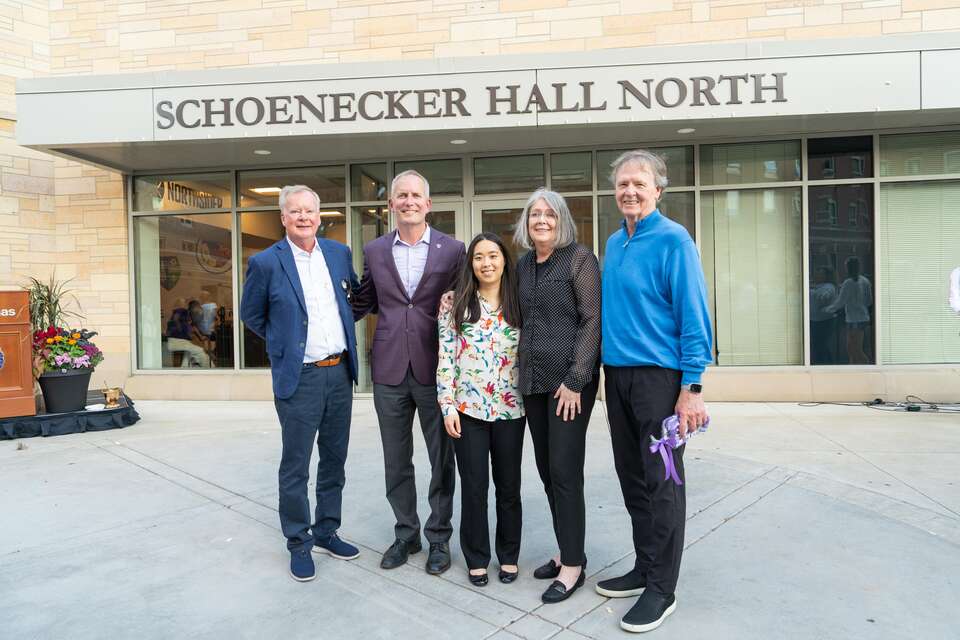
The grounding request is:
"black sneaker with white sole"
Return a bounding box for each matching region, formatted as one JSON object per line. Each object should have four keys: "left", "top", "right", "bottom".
{"left": 595, "top": 569, "right": 646, "bottom": 598}
{"left": 620, "top": 590, "right": 677, "bottom": 633}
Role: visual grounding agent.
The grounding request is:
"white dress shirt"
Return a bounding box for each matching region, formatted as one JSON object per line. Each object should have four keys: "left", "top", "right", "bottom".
{"left": 949, "top": 267, "right": 960, "bottom": 314}
{"left": 392, "top": 226, "right": 431, "bottom": 299}
{"left": 287, "top": 237, "right": 347, "bottom": 362}
{"left": 825, "top": 275, "right": 873, "bottom": 324}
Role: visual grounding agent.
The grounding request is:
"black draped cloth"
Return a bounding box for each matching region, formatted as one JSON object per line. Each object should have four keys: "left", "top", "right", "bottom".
{"left": 1, "top": 391, "right": 140, "bottom": 440}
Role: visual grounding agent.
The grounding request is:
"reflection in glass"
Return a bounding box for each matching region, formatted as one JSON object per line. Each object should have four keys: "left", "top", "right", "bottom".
{"left": 239, "top": 208, "right": 347, "bottom": 368}
{"left": 427, "top": 208, "right": 457, "bottom": 239}
{"left": 239, "top": 166, "right": 345, "bottom": 207}
{"left": 134, "top": 213, "right": 234, "bottom": 370}
{"left": 474, "top": 155, "right": 544, "bottom": 194}
{"left": 480, "top": 205, "right": 524, "bottom": 261}
{"left": 351, "top": 163, "right": 388, "bottom": 201}
{"left": 808, "top": 184, "right": 874, "bottom": 365}
{"left": 351, "top": 206, "right": 390, "bottom": 392}
{"left": 551, "top": 152, "right": 592, "bottom": 192}
{"left": 700, "top": 140, "right": 800, "bottom": 185}
{"left": 598, "top": 192, "right": 694, "bottom": 263}
{"left": 808, "top": 136, "right": 872, "bottom": 181}
{"left": 597, "top": 146, "right": 693, "bottom": 187}
{"left": 395, "top": 159, "right": 462, "bottom": 197}
{"left": 701, "top": 188, "right": 802, "bottom": 365}
{"left": 133, "top": 173, "right": 231, "bottom": 212}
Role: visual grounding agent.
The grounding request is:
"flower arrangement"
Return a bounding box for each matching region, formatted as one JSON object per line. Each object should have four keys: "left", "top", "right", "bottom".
{"left": 32, "top": 327, "right": 104, "bottom": 376}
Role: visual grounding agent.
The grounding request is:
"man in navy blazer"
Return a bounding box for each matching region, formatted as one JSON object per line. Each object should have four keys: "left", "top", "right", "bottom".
{"left": 353, "top": 170, "right": 465, "bottom": 575}
{"left": 240, "top": 185, "right": 361, "bottom": 582}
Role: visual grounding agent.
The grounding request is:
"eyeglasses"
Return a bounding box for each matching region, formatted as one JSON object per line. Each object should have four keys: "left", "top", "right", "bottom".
{"left": 285, "top": 209, "right": 318, "bottom": 217}
{"left": 529, "top": 209, "right": 558, "bottom": 222}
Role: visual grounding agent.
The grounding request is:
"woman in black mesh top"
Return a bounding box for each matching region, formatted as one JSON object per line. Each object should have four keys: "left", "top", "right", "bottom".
{"left": 514, "top": 187, "right": 601, "bottom": 604}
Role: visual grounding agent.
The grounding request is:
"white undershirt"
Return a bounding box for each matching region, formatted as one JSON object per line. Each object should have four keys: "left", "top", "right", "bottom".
{"left": 287, "top": 237, "right": 347, "bottom": 362}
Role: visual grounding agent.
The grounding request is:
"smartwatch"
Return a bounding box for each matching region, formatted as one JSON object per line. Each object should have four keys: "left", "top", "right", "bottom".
{"left": 682, "top": 383, "right": 702, "bottom": 394}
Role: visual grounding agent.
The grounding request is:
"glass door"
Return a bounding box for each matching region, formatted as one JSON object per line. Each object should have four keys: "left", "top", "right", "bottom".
{"left": 471, "top": 199, "right": 528, "bottom": 261}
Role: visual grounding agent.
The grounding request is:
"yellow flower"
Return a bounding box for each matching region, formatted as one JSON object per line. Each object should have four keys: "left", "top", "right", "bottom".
{"left": 68, "top": 339, "right": 77, "bottom": 345}
{"left": 54, "top": 335, "right": 64, "bottom": 342}
{"left": 71, "top": 333, "right": 80, "bottom": 339}
{"left": 46, "top": 338, "right": 54, "bottom": 344}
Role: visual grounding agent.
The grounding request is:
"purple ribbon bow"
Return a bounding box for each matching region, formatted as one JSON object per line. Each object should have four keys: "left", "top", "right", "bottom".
{"left": 649, "top": 414, "right": 710, "bottom": 486}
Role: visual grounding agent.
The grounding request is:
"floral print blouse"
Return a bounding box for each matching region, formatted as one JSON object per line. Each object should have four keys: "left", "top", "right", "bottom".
{"left": 437, "top": 295, "right": 524, "bottom": 422}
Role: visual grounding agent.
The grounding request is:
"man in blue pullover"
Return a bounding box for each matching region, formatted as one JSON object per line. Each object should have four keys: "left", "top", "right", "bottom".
{"left": 595, "top": 150, "right": 713, "bottom": 633}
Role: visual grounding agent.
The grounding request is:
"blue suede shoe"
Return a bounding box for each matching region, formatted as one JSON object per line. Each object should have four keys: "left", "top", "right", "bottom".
{"left": 313, "top": 534, "right": 360, "bottom": 560}
{"left": 289, "top": 548, "right": 316, "bottom": 582}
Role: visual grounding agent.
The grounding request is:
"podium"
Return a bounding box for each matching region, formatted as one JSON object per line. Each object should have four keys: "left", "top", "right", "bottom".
{"left": 0, "top": 290, "right": 36, "bottom": 418}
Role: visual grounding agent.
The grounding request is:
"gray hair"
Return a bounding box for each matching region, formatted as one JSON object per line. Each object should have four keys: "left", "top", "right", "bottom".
{"left": 279, "top": 185, "right": 320, "bottom": 211}
{"left": 513, "top": 188, "right": 577, "bottom": 251}
{"left": 390, "top": 169, "right": 431, "bottom": 199}
{"left": 609, "top": 149, "right": 669, "bottom": 190}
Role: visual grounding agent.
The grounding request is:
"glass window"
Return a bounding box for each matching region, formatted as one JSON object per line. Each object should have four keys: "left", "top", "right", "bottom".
{"left": 808, "top": 185, "right": 875, "bottom": 365}
{"left": 597, "top": 192, "right": 694, "bottom": 263}
{"left": 808, "top": 136, "right": 873, "bottom": 180}
{"left": 480, "top": 203, "right": 525, "bottom": 260}
{"left": 700, "top": 140, "right": 800, "bottom": 186}
{"left": 351, "top": 205, "right": 390, "bottom": 392}
{"left": 133, "top": 173, "right": 231, "bottom": 212}
{"left": 426, "top": 207, "right": 457, "bottom": 239}
{"left": 567, "top": 196, "right": 593, "bottom": 252}
{"left": 134, "top": 213, "right": 234, "bottom": 370}
{"left": 474, "top": 155, "right": 544, "bottom": 195}
{"left": 239, "top": 166, "right": 345, "bottom": 207}
{"left": 351, "top": 163, "right": 388, "bottom": 201}
{"left": 551, "top": 152, "right": 592, "bottom": 192}
{"left": 597, "top": 146, "right": 693, "bottom": 188}
{"left": 880, "top": 131, "right": 960, "bottom": 177}
{"left": 701, "top": 188, "right": 803, "bottom": 365}
{"left": 879, "top": 181, "right": 960, "bottom": 364}
{"left": 395, "top": 159, "right": 462, "bottom": 197}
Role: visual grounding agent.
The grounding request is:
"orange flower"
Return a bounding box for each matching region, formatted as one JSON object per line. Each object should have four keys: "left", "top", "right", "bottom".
{"left": 71, "top": 333, "right": 80, "bottom": 339}
{"left": 46, "top": 337, "right": 54, "bottom": 344}
{"left": 68, "top": 339, "right": 77, "bottom": 345}
{"left": 54, "top": 335, "right": 64, "bottom": 342}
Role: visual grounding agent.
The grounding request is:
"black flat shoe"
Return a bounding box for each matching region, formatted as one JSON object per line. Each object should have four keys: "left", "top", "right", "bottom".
{"left": 541, "top": 567, "right": 586, "bottom": 604}
{"left": 498, "top": 568, "right": 519, "bottom": 584}
{"left": 533, "top": 558, "right": 560, "bottom": 580}
{"left": 468, "top": 571, "right": 489, "bottom": 587}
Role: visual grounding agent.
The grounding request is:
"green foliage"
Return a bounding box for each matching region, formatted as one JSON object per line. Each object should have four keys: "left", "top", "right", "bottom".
{"left": 23, "top": 273, "right": 84, "bottom": 333}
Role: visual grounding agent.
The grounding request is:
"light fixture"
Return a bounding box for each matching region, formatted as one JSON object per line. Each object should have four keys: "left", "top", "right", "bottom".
{"left": 450, "top": 139, "right": 467, "bottom": 145}
{"left": 253, "top": 149, "right": 272, "bottom": 155}
{"left": 250, "top": 187, "right": 281, "bottom": 195}
{"left": 319, "top": 211, "right": 344, "bottom": 217}
{"left": 676, "top": 128, "right": 696, "bottom": 134}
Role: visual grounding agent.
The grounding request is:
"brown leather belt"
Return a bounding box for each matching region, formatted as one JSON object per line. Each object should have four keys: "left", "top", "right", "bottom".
{"left": 306, "top": 352, "right": 343, "bottom": 368}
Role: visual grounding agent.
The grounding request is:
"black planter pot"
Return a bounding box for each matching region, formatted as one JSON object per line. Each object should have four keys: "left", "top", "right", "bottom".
{"left": 38, "top": 368, "right": 93, "bottom": 414}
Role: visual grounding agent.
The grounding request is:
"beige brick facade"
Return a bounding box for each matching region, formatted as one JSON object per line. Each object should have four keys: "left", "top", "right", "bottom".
{"left": 0, "top": 1, "right": 955, "bottom": 391}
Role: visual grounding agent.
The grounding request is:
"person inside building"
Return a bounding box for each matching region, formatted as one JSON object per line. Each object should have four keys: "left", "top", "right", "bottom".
{"left": 514, "top": 188, "right": 601, "bottom": 604}
{"left": 165, "top": 298, "right": 210, "bottom": 368}
{"left": 352, "top": 170, "right": 466, "bottom": 576}
{"left": 599, "top": 150, "right": 712, "bottom": 633}
{"left": 437, "top": 231, "right": 524, "bottom": 587}
{"left": 810, "top": 266, "right": 839, "bottom": 365}
{"left": 825, "top": 255, "right": 873, "bottom": 364}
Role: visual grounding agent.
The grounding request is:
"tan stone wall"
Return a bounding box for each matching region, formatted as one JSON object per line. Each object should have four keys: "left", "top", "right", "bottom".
{"left": 42, "top": 0, "right": 955, "bottom": 72}
{"left": 2, "top": 1, "right": 952, "bottom": 394}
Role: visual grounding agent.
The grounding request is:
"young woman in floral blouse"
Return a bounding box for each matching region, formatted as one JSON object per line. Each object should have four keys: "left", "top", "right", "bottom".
{"left": 437, "top": 231, "right": 524, "bottom": 587}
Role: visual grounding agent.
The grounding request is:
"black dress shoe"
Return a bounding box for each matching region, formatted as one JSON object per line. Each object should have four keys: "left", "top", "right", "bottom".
{"left": 468, "top": 571, "right": 489, "bottom": 587}
{"left": 426, "top": 542, "right": 451, "bottom": 575}
{"left": 541, "top": 567, "right": 586, "bottom": 604}
{"left": 533, "top": 558, "right": 560, "bottom": 580}
{"left": 380, "top": 537, "right": 422, "bottom": 570}
{"left": 498, "top": 568, "right": 519, "bottom": 584}
{"left": 620, "top": 590, "right": 676, "bottom": 633}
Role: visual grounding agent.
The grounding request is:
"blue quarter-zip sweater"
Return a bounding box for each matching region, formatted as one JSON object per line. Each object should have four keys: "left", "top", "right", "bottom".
{"left": 601, "top": 210, "right": 713, "bottom": 385}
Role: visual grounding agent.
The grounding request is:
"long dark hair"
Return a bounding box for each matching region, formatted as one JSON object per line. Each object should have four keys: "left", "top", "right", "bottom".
{"left": 450, "top": 232, "right": 521, "bottom": 332}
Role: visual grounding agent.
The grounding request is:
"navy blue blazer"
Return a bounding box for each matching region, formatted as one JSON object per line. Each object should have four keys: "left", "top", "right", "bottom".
{"left": 240, "top": 237, "right": 360, "bottom": 399}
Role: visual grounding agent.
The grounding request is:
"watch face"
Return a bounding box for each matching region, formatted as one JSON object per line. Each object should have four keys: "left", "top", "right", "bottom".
{"left": 689, "top": 383, "right": 702, "bottom": 393}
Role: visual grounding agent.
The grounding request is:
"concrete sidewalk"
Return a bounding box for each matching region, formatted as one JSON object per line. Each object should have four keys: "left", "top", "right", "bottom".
{"left": 1, "top": 400, "right": 958, "bottom": 640}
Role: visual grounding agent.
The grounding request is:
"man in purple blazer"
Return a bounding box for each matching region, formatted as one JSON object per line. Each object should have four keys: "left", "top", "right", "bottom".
{"left": 353, "top": 169, "right": 465, "bottom": 575}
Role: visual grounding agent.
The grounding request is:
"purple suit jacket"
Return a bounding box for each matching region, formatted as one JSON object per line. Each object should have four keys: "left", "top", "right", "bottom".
{"left": 353, "top": 227, "right": 465, "bottom": 386}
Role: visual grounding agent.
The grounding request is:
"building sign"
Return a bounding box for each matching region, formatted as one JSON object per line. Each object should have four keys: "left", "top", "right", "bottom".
{"left": 156, "top": 181, "right": 224, "bottom": 209}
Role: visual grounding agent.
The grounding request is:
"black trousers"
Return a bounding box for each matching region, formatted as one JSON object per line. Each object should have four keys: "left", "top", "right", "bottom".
{"left": 524, "top": 377, "right": 599, "bottom": 566}
{"left": 453, "top": 412, "right": 525, "bottom": 570}
{"left": 373, "top": 368, "right": 456, "bottom": 544}
{"left": 604, "top": 365, "right": 685, "bottom": 596}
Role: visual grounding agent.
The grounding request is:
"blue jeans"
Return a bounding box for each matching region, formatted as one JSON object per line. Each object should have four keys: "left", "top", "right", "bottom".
{"left": 274, "top": 362, "right": 352, "bottom": 552}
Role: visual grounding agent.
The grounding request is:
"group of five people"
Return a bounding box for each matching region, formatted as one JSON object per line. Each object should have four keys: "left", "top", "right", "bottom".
{"left": 240, "top": 149, "right": 713, "bottom": 634}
